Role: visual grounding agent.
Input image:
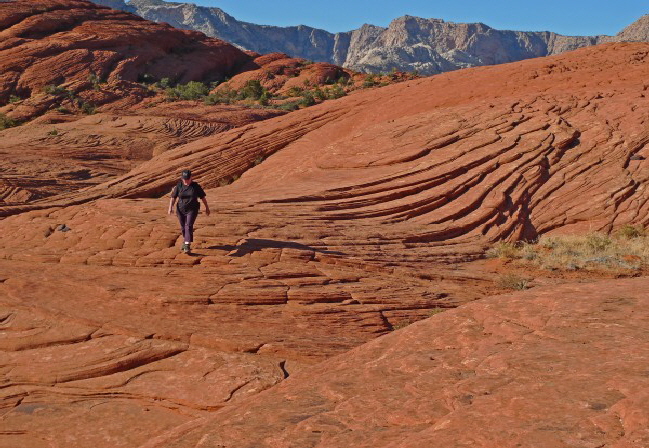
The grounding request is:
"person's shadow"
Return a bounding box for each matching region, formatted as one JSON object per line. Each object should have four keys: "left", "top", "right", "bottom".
{"left": 207, "top": 238, "right": 345, "bottom": 257}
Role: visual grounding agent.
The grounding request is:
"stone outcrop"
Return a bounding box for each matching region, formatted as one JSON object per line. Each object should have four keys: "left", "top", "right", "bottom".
{"left": 0, "top": 0, "right": 371, "bottom": 204}
{"left": 0, "top": 0, "right": 252, "bottom": 106}
{"left": 92, "top": 0, "right": 649, "bottom": 74}
{"left": 166, "top": 277, "right": 649, "bottom": 447}
{"left": 2, "top": 3, "right": 649, "bottom": 445}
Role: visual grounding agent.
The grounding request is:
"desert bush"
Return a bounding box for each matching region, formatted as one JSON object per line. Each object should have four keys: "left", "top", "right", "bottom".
{"left": 166, "top": 81, "right": 211, "bottom": 101}
{"left": 240, "top": 80, "right": 264, "bottom": 100}
{"left": 299, "top": 91, "right": 316, "bottom": 107}
{"left": 8, "top": 95, "right": 21, "bottom": 104}
{"left": 428, "top": 307, "right": 447, "bottom": 316}
{"left": 0, "top": 113, "right": 18, "bottom": 130}
{"left": 56, "top": 106, "right": 71, "bottom": 114}
{"left": 392, "top": 319, "right": 413, "bottom": 330}
{"left": 497, "top": 273, "right": 530, "bottom": 290}
{"left": 327, "top": 85, "right": 347, "bottom": 99}
{"left": 363, "top": 74, "right": 379, "bottom": 88}
{"left": 313, "top": 87, "right": 326, "bottom": 101}
{"left": 48, "top": 129, "right": 58, "bottom": 136}
{"left": 258, "top": 91, "right": 270, "bottom": 106}
{"left": 88, "top": 72, "right": 104, "bottom": 90}
{"left": 43, "top": 84, "right": 69, "bottom": 95}
{"left": 277, "top": 100, "right": 301, "bottom": 111}
{"left": 157, "top": 78, "right": 172, "bottom": 89}
{"left": 285, "top": 86, "right": 304, "bottom": 97}
{"left": 615, "top": 224, "right": 645, "bottom": 239}
{"left": 488, "top": 230, "right": 649, "bottom": 272}
{"left": 80, "top": 102, "right": 96, "bottom": 115}
{"left": 204, "top": 86, "right": 239, "bottom": 105}
{"left": 486, "top": 241, "right": 521, "bottom": 259}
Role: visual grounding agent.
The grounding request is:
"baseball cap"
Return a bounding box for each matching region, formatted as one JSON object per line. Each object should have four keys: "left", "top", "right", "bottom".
{"left": 181, "top": 169, "right": 192, "bottom": 179}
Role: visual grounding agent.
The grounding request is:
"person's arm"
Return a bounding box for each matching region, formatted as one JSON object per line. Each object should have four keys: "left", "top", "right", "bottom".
{"left": 168, "top": 187, "right": 177, "bottom": 214}
{"left": 200, "top": 196, "right": 210, "bottom": 216}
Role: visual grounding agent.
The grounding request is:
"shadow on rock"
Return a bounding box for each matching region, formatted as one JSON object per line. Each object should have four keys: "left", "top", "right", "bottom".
{"left": 209, "top": 238, "right": 345, "bottom": 257}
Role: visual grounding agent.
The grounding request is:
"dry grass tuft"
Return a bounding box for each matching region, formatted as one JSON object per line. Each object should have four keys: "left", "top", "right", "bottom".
{"left": 497, "top": 273, "right": 530, "bottom": 290}
{"left": 488, "top": 225, "right": 649, "bottom": 271}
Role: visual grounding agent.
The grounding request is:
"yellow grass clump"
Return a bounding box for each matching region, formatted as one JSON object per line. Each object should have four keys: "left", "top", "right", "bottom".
{"left": 487, "top": 225, "right": 648, "bottom": 271}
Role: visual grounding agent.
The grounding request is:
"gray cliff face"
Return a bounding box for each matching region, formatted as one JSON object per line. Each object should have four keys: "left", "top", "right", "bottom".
{"left": 615, "top": 14, "right": 649, "bottom": 41}
{"left": 91, "top": 0, "right": 647, "bottom": 74}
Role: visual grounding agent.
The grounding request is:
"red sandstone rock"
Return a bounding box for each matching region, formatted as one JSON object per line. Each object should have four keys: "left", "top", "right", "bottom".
{"left": 2, "top": 9, "right": 649, "bottom": 447}
{"left": 165, "top": 278, "right": 649, "bottom": 448}
{"left": 0, "top": 0, "right": 250, "bottom": 109}
{"left": 214, "top": 52, "right": 352, "bottom": 94}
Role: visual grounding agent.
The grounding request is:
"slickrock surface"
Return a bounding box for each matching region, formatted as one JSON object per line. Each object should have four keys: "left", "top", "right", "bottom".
{"left": 6, "top": 43, "right": 648, "bottom": 240}
{"left": 215, "top": 53, "right": 351, "bottom": 95}
{"left": 0, "top": 0, "right": 250, "bottom": 113}
{"left": 0, "top": 105, "right": 285, "bottom": 204}
{"left": 164, "top": 277, "right": 649, "bottom": 448}
{"left": 92, "top": 0, "right": 649, "bottom": 74}
{"left": 2, "top": 27, "right": 649, "bottom": 448}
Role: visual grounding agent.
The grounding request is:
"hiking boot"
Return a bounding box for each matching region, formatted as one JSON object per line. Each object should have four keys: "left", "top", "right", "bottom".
{"left": 181, "top": 243, "right": 190, "bottom": 253}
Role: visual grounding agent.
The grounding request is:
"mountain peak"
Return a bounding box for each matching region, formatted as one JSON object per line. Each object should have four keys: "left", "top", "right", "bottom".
{"left": 617, "top": 14, "right": 649, "bottom": 41}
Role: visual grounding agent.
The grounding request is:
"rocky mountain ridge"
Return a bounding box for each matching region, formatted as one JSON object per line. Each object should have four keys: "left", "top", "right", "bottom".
{"left": 92, "top": 0, "right": 649, "bottom": 74}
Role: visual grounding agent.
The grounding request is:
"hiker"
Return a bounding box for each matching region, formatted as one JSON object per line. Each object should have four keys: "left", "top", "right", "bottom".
{"left": 168, "top": 169, "right": 210, "bottom": 253}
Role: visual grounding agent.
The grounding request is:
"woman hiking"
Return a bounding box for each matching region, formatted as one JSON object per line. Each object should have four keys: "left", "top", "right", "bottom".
{"left": 168, "top": 169, "right": 210, "bottom": 253}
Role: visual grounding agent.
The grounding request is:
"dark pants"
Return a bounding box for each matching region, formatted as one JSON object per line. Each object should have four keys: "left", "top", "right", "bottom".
{"left": 177, "top": 209, "right": 198, "bottom": 243}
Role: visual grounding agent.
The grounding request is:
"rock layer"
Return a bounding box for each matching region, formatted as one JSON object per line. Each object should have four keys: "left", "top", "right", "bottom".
{"left": 0, "top": 0, "right": 250, "bottom": 105}
{"left": 2, "top": 18, "right": 649, "bottom": 448}
{"left": 93, "top": 0, "right": 649, "bottom": 74}
{"left": 167, "top": 277, "right": 649, "bottom": 448}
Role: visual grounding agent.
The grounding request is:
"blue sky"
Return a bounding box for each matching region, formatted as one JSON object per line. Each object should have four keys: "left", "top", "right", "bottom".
{"left": 186, "top": 1, "right": 647, "bottom": 36}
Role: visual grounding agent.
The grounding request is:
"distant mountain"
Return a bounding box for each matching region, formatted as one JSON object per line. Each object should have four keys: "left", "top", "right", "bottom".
{"left": 92, "top": 0, "right": 648, "bottom": 75}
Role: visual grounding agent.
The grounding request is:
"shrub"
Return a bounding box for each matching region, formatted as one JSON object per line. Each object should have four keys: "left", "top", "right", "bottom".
{"left": 363, "top": 74, "right": 378, "bottom": 88}
{"left": 0, "top": 113, "right": 18, "bottom": 130}
{"left": 258, "top": 91, "right": 270, "bottom": 106}
{"left": 166, "top": 81, "right": 211, "bottom": 101}
{"left": 486, "top": 241, "right": 521, "bottom": 259}
{"left": 392, "top": 319, "right": 413, "bottom": 330}
{"left": 157, "top": 78, "right": 172, "bottom": 89}
{"left": 277, "top": 100, "right": 300, "bottom": 111}
{"left": 8, "top": 95, "right": 21, "bottom": 104}
{"left": 56, "top": 106, "right": 71, "bottom": 114}
{"left": 48, "top": 129, "right": 58, "bottom": 136}
{"left": 585, "top": 233, "right": 612, "bottom": 252}
{"left": 285, "top": 86, "right": 304, "bottom": 97}
{"left": 615, "top": 224, "right": 645, "bottom": 239}
{"left": 497, "top": 273, "right": 530, "bottom": 290}
{"left": 428, "top": 307, "right": 447, "bottom": 316}
{"left": 80, "top": 102, "right": 96, "bottom": 115}
{"left": 488, "top": 230, "right": 649, "bottom": 272}
{"left": 327, "top": 85, "right": 347, "bottom": 99}
{"left": 204, "top": 86, "right": 239, "bottom": 105}
{"left": 43, "top": 84, "right": 69, "bottom": 95}
{"left": 313, "top": 87, "right": 326, "bottom": 101}
{"left": 336, "top": 75, "right": 350, "bottom": 86}
{"left": 240, "top": 80, "right": 264, "bottom": 100}
{"left": 299, "top": 91, "right": 316, "bottom": 107}
{"left": 88, "top": 72, "right": 103, "bottom": 90}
